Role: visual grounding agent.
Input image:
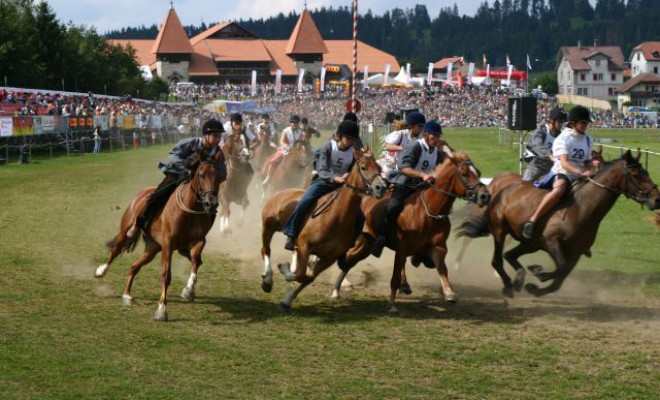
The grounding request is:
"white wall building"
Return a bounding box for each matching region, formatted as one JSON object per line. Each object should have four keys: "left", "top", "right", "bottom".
{"left": 629, "top": 42, "right": 660, "bottom": 77}
{"left": 557, "top": 41, "right": 626, "bottom": 103}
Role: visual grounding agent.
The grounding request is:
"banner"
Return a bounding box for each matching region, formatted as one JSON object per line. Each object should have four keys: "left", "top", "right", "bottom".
{"left": 151, "top": 115, "right": 162, "bottom": 129}
{"left": 121, "top": 115, "right": 135, "bottom": 130}
{"left": 467, "top": 62, "right": 475, "bottom": 84}
{"left": 275, "top": 69, "right": 282, "bottom": 94}
{"left": 383, "top": 64, "right": 391, "bottom": 87}
{"left": 0, "top": 117, "right": 12, "bottom": 137}
{"left": 12, "top": 117, "right": 34, "bottom": 136}
{"left": 34, "top": 116, "right": 60, "bottom": 134}
{"left": 93, "top": 115, "right": 109, "bottom": 131}
{"left": 446, "top": 62, "right": 453, "bottom": 85}
{"left": 507, "top": 64, "right": 514, "bottom": 85}
{"left": 363, "top": 65, "right": 369, "bottom": 88}
{"left": 486, "top": 64, "right": 491, "bottom": 85}
{"left": 427, "top": 63, "right": 434, "bottom": 86}
{"left": 320, "top": 67, "right": 326, "bottom": 92}
{"left": 251, "top": 70, "right": 257, "bottom": 96}
{"left": 297, "top": 68, "right": 305, "bottom": 93}
{"left": 406, "top": 63, "right": 411, "bottom": 78}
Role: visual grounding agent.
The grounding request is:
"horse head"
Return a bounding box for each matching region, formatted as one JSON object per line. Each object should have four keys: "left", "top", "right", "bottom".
{"left": 191, "top": 150, "right": 224, "bottom": 215}
{"left": 347, "top": 147, "right": 387, "bottom": 199}
{"left": 290, "top": 140, "right": 310, "bottom": 168}
{"left": 613, "top": 149, "right": 660, "bottom": 211}
{"left": 223, "top": 133, "right": 250, "bottom": 166}
{"left": 440, "top": 152, "right": 490, "bottom": 207}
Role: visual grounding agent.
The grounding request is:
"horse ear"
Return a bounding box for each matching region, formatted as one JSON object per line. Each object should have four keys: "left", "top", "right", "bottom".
{"left": 636, "top": 147, "right": 642, "bottom": 162}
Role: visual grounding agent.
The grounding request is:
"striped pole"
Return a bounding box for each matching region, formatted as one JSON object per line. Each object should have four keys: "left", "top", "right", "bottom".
{"left": 351, "top": 0, "right": 358, "bottom": 112}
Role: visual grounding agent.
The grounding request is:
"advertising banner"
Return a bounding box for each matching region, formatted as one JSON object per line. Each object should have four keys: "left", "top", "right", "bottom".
{"left": 12, "top": 117, "right": 35, "bottom": 136}
{"left": 0, "top": 117, "right": 12, "bottom": 137}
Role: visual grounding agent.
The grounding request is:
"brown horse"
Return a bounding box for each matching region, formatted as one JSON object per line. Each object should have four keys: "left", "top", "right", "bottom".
{"left": 94, "top": 150, "right": 225, "bottom": 321}
{"left": 458, "top": 149, "right": 660, "bottom": 298}
{"left": 331, "top": 152, "right": 490, "bottom": 312}
{"left": 262, "top": 140, "right": 311, "bottom": 200}
{"left": 251, "top": 129, "right": 276, "bottom": 173}
{"left": 219, "top": 132, "right": 254, "bottom": 234}
{"left": 260, "top": 150, "right": 388, "bottom": 310}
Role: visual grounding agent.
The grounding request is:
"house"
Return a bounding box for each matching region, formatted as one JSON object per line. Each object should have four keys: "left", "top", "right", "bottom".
{"left": 109, "top": 5, "right": 399, "bottom": 85}
{"left": 629, "top": 42, "right": 660, "bottom": 77}
{"left": 616, "top": 73, "right": 660, "bottom": 111}
{"left": 556, "top": 40, "right": 626, "bottom": 102}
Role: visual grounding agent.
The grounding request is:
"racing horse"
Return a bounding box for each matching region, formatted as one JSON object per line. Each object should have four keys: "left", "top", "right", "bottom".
{"left": 262, "top": 140, "right": 311, "bottom": 200}
{"left": 94, "top": 150, "right": 225, "bottom": 321}
{"left": 251, "top": 127, "right": 276, "bottom": 173}
{"left": 331, "top": 152, "right": 490, "bottom": 312}
{"left": 260, "top": 149, "right": 388, "bottom": 310}
{"left": 218, "top": 132, "right": 254, "bottom": 234}
{"left": 458, "top": 149, "right": 660, "bottom": 298}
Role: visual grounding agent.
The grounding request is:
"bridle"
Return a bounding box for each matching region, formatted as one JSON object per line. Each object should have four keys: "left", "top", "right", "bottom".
{"left": 344, "top": 154, "right": 384, "bottom": 196}
{"left": 420, "top": 160, "right": 486, "bottom": 220}
{"left": 176, "top": 161, "right": 218, "bottom": 215}
{"left": 587, "top": 159, "right": 658, "bottom": 204}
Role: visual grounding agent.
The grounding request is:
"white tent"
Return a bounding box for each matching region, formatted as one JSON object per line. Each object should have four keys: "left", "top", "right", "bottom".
{"left": 393, "top": 66, "right": 411, "bottom": 85}
{"left": 362, "top": 73, "right": 398, "bottom": 86}
{"left": 139, "top": 65, "right": 153, "bottom": 82}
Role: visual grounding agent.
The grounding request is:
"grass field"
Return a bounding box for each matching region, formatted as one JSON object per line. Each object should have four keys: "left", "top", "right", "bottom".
{"left": 1, "top": 128, "right": 659, "bottom": 399}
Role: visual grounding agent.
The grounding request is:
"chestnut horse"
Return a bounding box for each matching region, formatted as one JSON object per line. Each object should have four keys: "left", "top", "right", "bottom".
{"left": 331, "top": 152, "right": 491, "bottom": 312}
{"left": 251, "top": 129, "right": 276, "bottom": 173}
{"left": 94, "top": 150, "right": 225, "bottom": 321}
{"left": 218, "top": 132, "right": 254, "bottom": 234}
{"left": 260, "top": 150, "right": 388, "bottom": 310}
{"left": 262, "top": 140, "right": 311, "bottom": 200}
{"left": 458, "top": 150, "right": 660, "bottom": 298}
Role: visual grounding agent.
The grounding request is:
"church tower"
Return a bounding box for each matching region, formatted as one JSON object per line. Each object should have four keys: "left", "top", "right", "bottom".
{"left": 151, "top": 4, "right": 194, "bottom": 83}
{"left": 285, "top": 8, "right": 328, "bottom": 76}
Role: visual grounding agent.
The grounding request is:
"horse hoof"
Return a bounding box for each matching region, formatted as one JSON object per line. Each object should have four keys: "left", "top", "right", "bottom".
{"left": 525, "top": 283, "right": 542, "bottom": 297}
{"left": 387, "top": 305, "right": 399, "bottom": 314}
{"left": 502, "top": 286, "right": 514, "bottom": 298}
{"left": 444, "top": 293, "right": 457, "bottom": 303}
{"left": 153, "top": 310, "right": 168, "bottom": 322}
{"left": 94, "top": 263, "right": 108, "bottom": 278}
{"left": 261, "top": 281, "right": 273, "bottom": 293}
{"left": 399, "top": 283, "right": 412, "bottom": 295}
{"left": 122, "top": 294, "right": 134, "bottom": 306}
{"left": 527, "top": 264, "right": 543, "bottom": 275}
{"left": 181, "top": 287, "right": 195, "bottom": 302}
{"left": 278, "top": 302, "right": 292, "bottom": 313}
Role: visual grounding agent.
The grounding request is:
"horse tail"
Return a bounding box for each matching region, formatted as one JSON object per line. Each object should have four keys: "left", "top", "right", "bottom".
{"left": 457, "top": 203, "right": 491, "bottom": 238}
{"left": 105, "top": 231, "right": 140, "bottom": 254}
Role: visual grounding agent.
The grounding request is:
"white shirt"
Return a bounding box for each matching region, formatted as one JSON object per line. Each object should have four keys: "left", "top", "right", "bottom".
{"left": 551, "top": 127, "right": 593, "bottom": 180}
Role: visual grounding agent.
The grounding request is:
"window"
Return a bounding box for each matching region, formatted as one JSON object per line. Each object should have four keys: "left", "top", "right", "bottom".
{"left": 595, "top": 59, "right": 601, "bottom": 67}
{"left": 611, "top": 73, "right": 616, "bottom": 81}
{"left": 580, "top": 74, "right": 586, "bottom": 81}
{"left": 608, "top": 88, "right": 615, "bottom": 96}
{"left": 655, "top": 67, "right": 659, "bottom": 74}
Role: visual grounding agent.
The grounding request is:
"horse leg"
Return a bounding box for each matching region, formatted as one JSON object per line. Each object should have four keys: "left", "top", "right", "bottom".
{"left": 490, "top": 234, "right": 515, "bottom": 298}
{"left": 181, "top": 240, "right": 205, "bottom": 302}
{"left": 260, "top": 223, "right": 277, "bottom": 293}
{"left": 153, "top": 247, "right": 173, "bottom": 322}
{"left": 95, "top": 225, "right": 139, "bottom": 277}
{"left": 331, "top": 234, "right": 371, "bottom": 299}
{"left": 387, "top": 252, "right": 407, "bottom": 313}
{"left": 399, "top": 264, "right": 412, "bottom": 295}
{"left": 526, "top": 246, "right": 580, "bottom": 297}
{"left": 453, "top": 236, "right": 471, "bottom": 271}
{"left": 503, "top": 243, "right": 536, "bottom": 292}
{"left": 431, "top": 245, "right": 456, "bottom": 303}
{"left": 122, "top": 241, "right": 160, "bottom": 306}
{"left": 280, "top": 251, "right": 333, "bottom": 311}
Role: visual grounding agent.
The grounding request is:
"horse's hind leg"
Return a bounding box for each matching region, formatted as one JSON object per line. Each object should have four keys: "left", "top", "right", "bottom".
{"left": 526, "top": 251, "right": 580, "bottom": 297}
{"left": 387, "top": 252, "right": 407, "bottom": 312}
{"left": 332, "top": 234, "right": 371, "bottom": 299}
{"left": 491, "top": 235, "right": 515, "bottom": 298}
{"left": 122, "top": 242, "right": 160, "bottom": 306}
{"left": 260, "top": 221, "right": 278, "bottom": 293}
{"left": 503, "top": 243, "right": 536, "bottom": 292}
{"left": 281, "top": 256, "right": 335, "bottom": 311}
{"left": 181, "top": 240, "right": 205, "bottom": 302}
{"left": 431, "top": 245, "right": 456, "bottom": 303}
{"left": 153, "top": 248, "right": 174, "bottom": 322}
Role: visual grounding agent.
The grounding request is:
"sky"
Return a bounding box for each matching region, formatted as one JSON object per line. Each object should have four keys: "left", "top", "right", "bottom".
{"left": 46, "top": 0, "right": 492, "bottom": 34}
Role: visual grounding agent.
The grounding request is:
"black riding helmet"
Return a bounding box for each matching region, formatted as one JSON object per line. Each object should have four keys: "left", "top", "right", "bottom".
{"left": 548, "top": 107, "right": 567, "bottom": 122}
{"left": 202, "top": 119, "right": 224, "bottom": 134}
{"left": 568, "top": 105, "right": 592, "bottom": 123}
{"left": 336, "top": 120, "right": 360, "bottom": 139}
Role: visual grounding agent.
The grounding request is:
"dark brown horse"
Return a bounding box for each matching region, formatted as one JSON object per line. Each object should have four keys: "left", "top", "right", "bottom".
{"left": 251, "top": 128, "right": 276, "bottom": 173}
{"left": 331, "top": 152, "right": 490, "bottom": 312}
{"left": 458, "top": 150, "right": 660, "bottom": 298}
{"left": 94, "top": 150, "right": 225, "bottom": 321}
{"left": 219, "top": 132, "right": 254, "bottom": 234}
{"left": 262, "top": 140, "right": 311, "bottom": 200}
{"left": 260, "top": 150, "right": 388, "bottom": 310}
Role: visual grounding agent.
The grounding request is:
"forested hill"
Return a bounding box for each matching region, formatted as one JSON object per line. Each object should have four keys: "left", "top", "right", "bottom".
{"left": 106, "top": 0, "right": 660, "bottom": 71}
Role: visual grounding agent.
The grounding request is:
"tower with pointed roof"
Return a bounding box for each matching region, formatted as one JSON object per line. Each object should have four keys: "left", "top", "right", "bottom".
{"left": 285, "top": 8, "right": 328, "bottom": 76}
{"left": 152, "top": 4, "right": 194, "bottom": 83}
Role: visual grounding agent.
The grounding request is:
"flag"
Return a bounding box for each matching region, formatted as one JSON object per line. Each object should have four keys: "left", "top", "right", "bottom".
{"left": 297, "top": 68, "right": 305, "bottom": 93}
{"left": 483, "top": 54, "right": 487, "bottom": 67}
{"left": 486, "top": 64, "right": 491, "bottom": 85}
{"left": 251, "top": 70, "right": 257, "bottom": 96}
{"left": 406, "top": 63, "right": 411, "bottom": 78}
{"left": 506, "top": 54, "right": 511, "bottom": 67}
{"left": 383, "top": 63, "right": 391, "bottom": 87}
{"left": 319, "top": 67, "right": 326, "bottom": 92}
{"left": 427, "top": 63, "right": 434, "bottom": 86}
{"left": 458, "top": 57, "right": 465, "bottom": 67}
{"left": 446, "top": 62, "right": 453, "bottom": 85}
{"left": 363, "top": 65, "right": 369, "bottom": 88}
{"left": 275, "top": 69, "right": 282, "bottom": 94}
{"left": 467, "top": 62, "right": 475, "bottom": 84}
{"left": 507, "top": 64, "right": 514, "bottom": 85}
{"left": 527, "top": 54, "right": 532, "bottom": 71}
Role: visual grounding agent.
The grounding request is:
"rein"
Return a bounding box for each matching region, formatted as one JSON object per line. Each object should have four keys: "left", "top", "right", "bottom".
{"left": 175, "top": 164, "right": 217, "bottom": 215}
{"left": 586, "top": 161, "right": 657, "bottom": 203}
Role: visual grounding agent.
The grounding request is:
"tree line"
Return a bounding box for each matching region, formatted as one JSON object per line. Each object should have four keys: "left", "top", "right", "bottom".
{"left": 0, "top": 0, "right": 167, "bottom": 98}
{"left": 108, "top": 0, "right": 660, "bottom": 72}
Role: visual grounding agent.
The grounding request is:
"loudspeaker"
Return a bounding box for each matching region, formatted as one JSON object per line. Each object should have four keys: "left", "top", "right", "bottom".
{"left": 507, "top": 96, "right": 537, "bottom": 131}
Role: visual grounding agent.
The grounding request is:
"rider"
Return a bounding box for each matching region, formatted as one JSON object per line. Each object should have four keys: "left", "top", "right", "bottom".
{"left": 301, "top": 117, "right": 320, "bottom": 140}
{"left": 522, "top": 105, "right": 599, "bottom": 239}
{"left": 127, "top": 119, "right": 227, "bottom": 238}
{"left": 222, "top": 112, "right": 259, "bottom": 152}
{"left": 371, "top": 120, "right": 446, "bottom": 258}
{"left": 378, "top": 111, "right": 426, "bottom": 179}
{"left": 282, "top": 120, "right": 360, "bottom": 251}
{"left": 523, "top": 107, "right": 567, "bottom": 182}
{"left": 257, "top": 113, "right": 277, "bottom": 149}
{"left": 261, "top": 114, "right": 303, "bottom": 182}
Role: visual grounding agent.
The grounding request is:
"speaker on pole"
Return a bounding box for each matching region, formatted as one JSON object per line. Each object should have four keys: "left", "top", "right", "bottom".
{"left": 507, "top": 96, "right": 537, "bottom": 131}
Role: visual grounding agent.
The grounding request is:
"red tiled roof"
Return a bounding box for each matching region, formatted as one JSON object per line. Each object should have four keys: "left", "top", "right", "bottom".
{"left": 559, "top": 45, "right": 626, "bottom": 71}
{"left": 323, "top": 40, "right": 400, "bottom": 75}
{"left": 632, "top": 42, "right": 660, "bottom": 61}
{"left": 433, "top": 57, "right": 464, "bottom": 69}
{"left": 617, "top": 73, "right": 660, "bottom": 93}
{"left": 263, "top": 40, "right": 298, "bottom": 76}
{"left": 189, "top": 43, "right": 220, "bottom": 76}
{"left": 151, "top": 7, "right": 193, "bottom": 54}
{"left": 202, "top": 38, "right": 272, "bottom": 62}
{"left": 110, "top": 39, "right": 156, "bottom": 67}
{"left": 285, "top": 9, "right": 328, "bottom": 55}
